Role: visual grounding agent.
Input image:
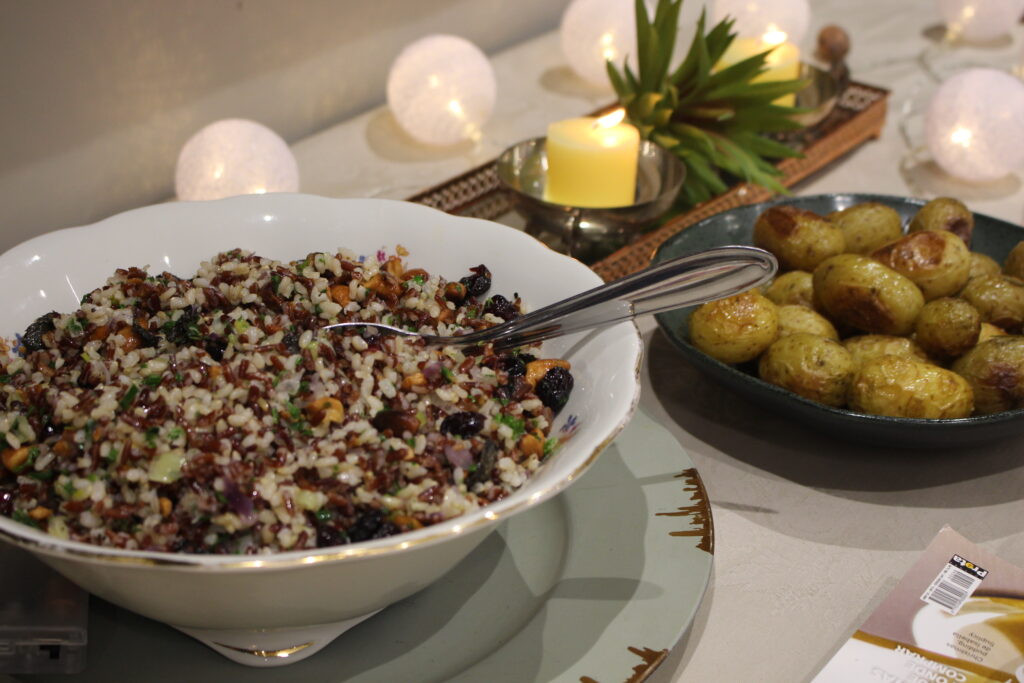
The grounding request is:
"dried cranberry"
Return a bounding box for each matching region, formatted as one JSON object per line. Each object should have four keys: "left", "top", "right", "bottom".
{"left": 440, "top": 411, "right": 485, "bottom": 437}
{"left": 484, "top": 295, "right": 518, "bottom": 321}
{"left": 459, "top": 264, "right": 491, "bottom": 298}
{"left": 535, "top": 366, "right": 574, "bottom": 413}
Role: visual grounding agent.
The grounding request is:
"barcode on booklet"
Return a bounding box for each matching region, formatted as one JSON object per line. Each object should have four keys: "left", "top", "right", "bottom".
{"left": 920, "top": 555, "right": 987, "bottom": 615}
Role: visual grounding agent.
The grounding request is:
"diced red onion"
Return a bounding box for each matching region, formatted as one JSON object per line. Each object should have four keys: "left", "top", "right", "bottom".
{"left": 444, "top": 445, "right": 473, "bottom": 469}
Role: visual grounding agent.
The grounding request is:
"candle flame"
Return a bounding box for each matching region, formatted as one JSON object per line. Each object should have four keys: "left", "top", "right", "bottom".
{"left": 762, "top": 24, "right": 788, "bottom": 46}
{"left": 594, "top": 108, "right": 626, "bottom": 128}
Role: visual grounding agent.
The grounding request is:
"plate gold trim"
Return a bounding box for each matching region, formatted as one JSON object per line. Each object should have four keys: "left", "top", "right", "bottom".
{"left": 655, "top": 468, "right": 715, "bottom": 554}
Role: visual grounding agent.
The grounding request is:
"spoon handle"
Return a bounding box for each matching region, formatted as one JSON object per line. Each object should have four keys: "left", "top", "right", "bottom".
{"left": 475, "top": 245, "right": 778, "bottom": 350}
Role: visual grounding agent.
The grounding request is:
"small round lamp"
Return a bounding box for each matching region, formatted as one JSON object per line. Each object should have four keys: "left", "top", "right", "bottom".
{"left": 386, "top": 35, "right": 496, "bottom": 146}
{"left": 175, "top": 119, "right": 299, "bottom": 201}
{"left": 925, "top": 68, "right": 1024, "bottom": 182}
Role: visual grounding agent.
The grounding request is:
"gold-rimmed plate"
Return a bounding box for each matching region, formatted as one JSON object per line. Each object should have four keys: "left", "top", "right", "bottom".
{"left": 11, "top": 408, "right": 712, "bottom": 682}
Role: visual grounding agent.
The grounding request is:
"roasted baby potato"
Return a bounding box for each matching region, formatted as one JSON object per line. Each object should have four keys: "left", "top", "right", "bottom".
{"left": 753, "top": 206, "right": 846, "bottom": 272}
{"left": 870, "top": 229, "right": 971, "bottom": 300}
{"left": 914, "top": 297, "right": 981, "bottom": 359}
{"left": 848, "top": 356, "right": 974, "bottom": 419}
{"left": 968, "top": 252, "right": 1002, "bottom": 282}
{"left": 952, "top": 336, "right": 1024, "bottom": 414}
{"left": 826, "top": 202, "right": 903, "bottom": 254}
{"left": 763, "top": 271, "right": 815, "bottom": 308}
{"left": 842, "top": 334, "right": 929, "bottom": 369}
{"left": 758, "top": 333, "right": 854, "bottom": 407}
{"left": 689, "top": 291, "right": 779, "bottom": 364}
{"left": 813, "top": 254, "right": 925, "bottom": 335}
{"left": 960, "top": 274, "right": 1024, "bottom": 333}
{"left": 908, "top": 196, "right": 974, "bottom": 246}
{"left": 776, "top": 305, "right": 838, "bottom": 340}
{"left": 1004, "top": 241, "right": 1024, "bottom": 280}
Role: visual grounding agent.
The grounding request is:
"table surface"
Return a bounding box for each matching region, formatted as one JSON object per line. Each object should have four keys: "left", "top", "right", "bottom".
{"left": 13, "top": 1, "right": 1024, "bottom": 681}
{"left": 270, "top": 2, "right": 1024, "bottom": 682}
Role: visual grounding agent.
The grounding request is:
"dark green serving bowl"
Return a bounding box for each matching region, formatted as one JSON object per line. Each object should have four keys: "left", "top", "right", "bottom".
{"left": 653, "top": 193, "right": 1024, "bottom": 448}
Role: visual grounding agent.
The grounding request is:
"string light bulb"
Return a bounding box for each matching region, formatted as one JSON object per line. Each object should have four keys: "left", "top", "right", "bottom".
{"left": 925, "top": 68, "right": 1024, "bottom": 182}
{"left": 175, "top": 119, "right": 298, "bottom": 201}
{"left": 712, "top": 0, "right": 811, "bottom": 45}
{"left": 560, "top": 0, "right": 636, "bottom": 88}
{"left": 386, "top": 35, "right": 496, "bottom": 146}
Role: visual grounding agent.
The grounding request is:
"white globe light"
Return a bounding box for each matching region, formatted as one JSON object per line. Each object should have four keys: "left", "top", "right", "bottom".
{"left": 560, "top": 0, "right": 636, "bottom": 88}
{"left": 925, "top": 68, "right": 1024, "bottom": 182}
{"left": 386, "top": 35, "right": 496, "bottom": 146}
{"left": 713, "top": 0, "right": 811, "bottom": 44}
{"left": 175, "top": 119, "right": 299, "bottom": 201}
{"left": 936, "top": 0, "right": 1024, "bottom": 43}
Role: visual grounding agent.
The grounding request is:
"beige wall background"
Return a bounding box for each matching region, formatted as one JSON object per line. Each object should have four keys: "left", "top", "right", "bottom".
{"left": 0, "top": 0, "right": 571, "bottom": 252}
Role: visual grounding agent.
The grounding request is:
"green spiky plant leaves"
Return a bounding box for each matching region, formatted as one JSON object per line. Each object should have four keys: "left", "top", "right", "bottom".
{"left": 606, "top": 0, "right": 807, "bottom": 206}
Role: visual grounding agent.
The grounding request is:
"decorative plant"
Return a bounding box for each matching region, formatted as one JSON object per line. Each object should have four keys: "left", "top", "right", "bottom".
{"left": 607, "top": 0, "right": 807, "bottom": 206}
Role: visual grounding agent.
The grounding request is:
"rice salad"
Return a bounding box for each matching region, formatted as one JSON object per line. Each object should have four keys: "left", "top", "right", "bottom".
{"left": 0, "top": 247, "right": 575, "bottom": 554}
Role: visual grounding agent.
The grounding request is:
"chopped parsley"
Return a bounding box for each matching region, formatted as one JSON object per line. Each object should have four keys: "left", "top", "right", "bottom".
{"left": 144, "top": 426, "right": 160, "bottom": 448}
{"left": 315, "top": 508, "right": 331, "bottom": 523}
{"left": 168, "top": 427, "right": 184, "bottom": 440}
{"left": 118, "top": 384, "right": 139, "bottom": 410}
{"left": 543, "top": 437, "right": 559, "bottom": 458}
{"left": 441, "top": 367, "right": 456, "bottom": 384}
{"left": 494, "top": 413, "right": 526, "bottom": 439}
{"left": 64, "top": 318, "right": 84, "bottom": 335}
{"left": 105, "top": 445, "right": 120, "bottom": 465}
{"left": 142, "top": 374, "right": 163, "bottom": 387}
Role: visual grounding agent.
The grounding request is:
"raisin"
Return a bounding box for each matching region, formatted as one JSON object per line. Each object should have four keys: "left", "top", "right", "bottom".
{"left": 484, "top": 294, "right": 519, "bottom": 321}
{"left": 316, "top": 524, "right": 345, "bottom": 548}
{"left": 281, "top": 330, "right": 300, "bottom": 354}
{"left": 371, "top": 409, "right": 420, "bottom": 436}
{"left": 535, "top": 366, "right": 574, "bottom": 413}
{"left": 132, "top": 322, "right": 160, "bottom": 348}
{"left": 204, "top": 335, "right": 227, "bottom": 362}
{"left": 22, "top": 312, "right": 58, "bottom": 352}
{"left": 459, "top": 264, "right": 491, "bottom": 298}
{"left": 347, "top": 508, "right": 399, "bottom": 543}
{"left": 499, "top": 354, "right": 527, "bottom": 378}
{"left": 440, "top": 411, "right": 485, "bottom": 437}
{"left": 495, "top": 376, "right": 530, "bottom": 401}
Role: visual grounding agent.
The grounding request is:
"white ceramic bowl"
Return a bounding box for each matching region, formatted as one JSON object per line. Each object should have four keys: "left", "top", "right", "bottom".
{"left": 0, "top": 194, "right": 641, "bottom": 666}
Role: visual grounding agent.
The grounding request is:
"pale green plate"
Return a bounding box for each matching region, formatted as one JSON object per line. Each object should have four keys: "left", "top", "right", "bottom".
{"left": 15, "top": 409, "right": 713, "bottom": 683}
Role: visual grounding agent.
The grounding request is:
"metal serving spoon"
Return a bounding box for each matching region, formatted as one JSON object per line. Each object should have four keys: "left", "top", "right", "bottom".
{"left": 321, "top": 245, "right": 777, "bottom": 351}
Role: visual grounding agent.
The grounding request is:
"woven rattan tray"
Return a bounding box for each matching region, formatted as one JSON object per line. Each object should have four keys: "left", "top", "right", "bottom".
{"left": 407, "top": 80, "right": 889, "bottom": 282}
